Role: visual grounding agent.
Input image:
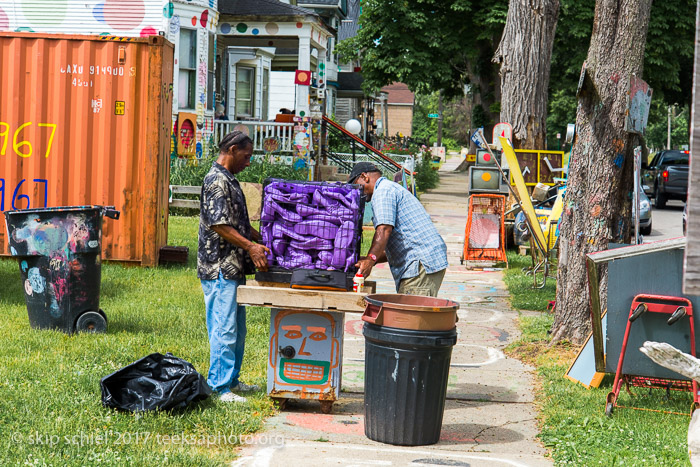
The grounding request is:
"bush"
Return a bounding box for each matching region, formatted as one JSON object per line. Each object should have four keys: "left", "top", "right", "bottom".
{"left": 414, "top": 155, "right": 439, "bottom": 192}
{"left": 169, "top": 155, "right": 308, "bottom": 216}
{"left": 169, "top": 155, "right": 308, "bottom": 187}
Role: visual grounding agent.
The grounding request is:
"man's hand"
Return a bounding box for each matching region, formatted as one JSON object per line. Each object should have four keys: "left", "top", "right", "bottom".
{"left": 355, "top": 257, "right": 375, "bottom": 278}
{"left": 247, "top": 243, "right": 270, "bottom": 272}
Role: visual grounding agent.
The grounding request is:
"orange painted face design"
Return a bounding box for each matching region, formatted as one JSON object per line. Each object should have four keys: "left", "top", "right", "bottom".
{"left": 275, "top": 313, "right": 334, "bottom": 385}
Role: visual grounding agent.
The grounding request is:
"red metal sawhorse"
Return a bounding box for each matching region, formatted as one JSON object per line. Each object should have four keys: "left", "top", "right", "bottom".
{"left": 606, "top": 294, "right": 699, "bottom": 416}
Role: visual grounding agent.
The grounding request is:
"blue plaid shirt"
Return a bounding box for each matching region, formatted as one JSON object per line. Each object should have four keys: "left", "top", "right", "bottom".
{"left": 371, "top": 177, "right": 448, "bottom": 289}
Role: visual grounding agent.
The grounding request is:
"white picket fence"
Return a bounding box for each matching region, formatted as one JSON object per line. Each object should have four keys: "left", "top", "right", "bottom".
{"left": 214, "top": 120, "right": 295, "bottom": 153}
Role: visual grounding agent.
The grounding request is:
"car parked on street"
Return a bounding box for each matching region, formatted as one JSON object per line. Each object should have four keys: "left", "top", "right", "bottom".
{"left": 635, "top": 189, "right": 652, "bottom": 235}
{"left": 643, "top": 150, "right": 690, "bottom": 208}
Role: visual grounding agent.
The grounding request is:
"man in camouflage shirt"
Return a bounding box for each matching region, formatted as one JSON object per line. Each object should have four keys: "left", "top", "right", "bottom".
{"left": 198, "top": 131, "right": 270, "bottom": 403}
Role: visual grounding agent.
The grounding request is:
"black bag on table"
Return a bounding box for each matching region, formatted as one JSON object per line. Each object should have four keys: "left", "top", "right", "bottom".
{"left": 100, "top": 352, "right": 212, "bottom": 412}
{"left": 290, "top": 269, "right": 351, "bottom": 292}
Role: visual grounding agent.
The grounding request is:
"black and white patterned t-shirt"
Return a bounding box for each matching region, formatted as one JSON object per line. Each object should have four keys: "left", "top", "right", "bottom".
{"left": 197, "top": 162, "right": 255, "bottom": 280}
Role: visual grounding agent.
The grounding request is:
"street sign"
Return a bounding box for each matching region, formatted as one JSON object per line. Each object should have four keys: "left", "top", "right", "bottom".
{"left": 428, "top": 113, "right": 439, "bottom": 118}
{"left": 471, "top": 127, "right": 487, "bottom": 148}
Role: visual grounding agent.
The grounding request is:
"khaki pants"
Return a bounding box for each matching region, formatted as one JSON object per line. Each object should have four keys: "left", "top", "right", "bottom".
{"left": 397, "top": 263, "right": 446, "bottom": 297}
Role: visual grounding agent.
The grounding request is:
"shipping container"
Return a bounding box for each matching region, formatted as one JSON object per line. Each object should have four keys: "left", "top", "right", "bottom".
{"left": 0, "top": 32, "right": 174, "bottom": 266}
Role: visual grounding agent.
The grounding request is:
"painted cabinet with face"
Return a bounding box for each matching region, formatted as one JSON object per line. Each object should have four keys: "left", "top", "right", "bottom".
{"left": 268, "top": 309, "right": 344, "bottom": 407}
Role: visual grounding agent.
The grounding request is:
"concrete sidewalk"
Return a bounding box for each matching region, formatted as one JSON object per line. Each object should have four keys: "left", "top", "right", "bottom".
{"left": 234, "top": 156, "right": 551, "bottom": 466}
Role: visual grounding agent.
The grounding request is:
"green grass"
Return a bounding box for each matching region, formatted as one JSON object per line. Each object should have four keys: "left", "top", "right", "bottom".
{"left": 503, "top": 250, "right": 556, "bottom": 311}
{"left": 0, "top": 216, "right": 275, "bottom": 466}
{"left": 505, "top": 254, "right": 691, "bottom": 466}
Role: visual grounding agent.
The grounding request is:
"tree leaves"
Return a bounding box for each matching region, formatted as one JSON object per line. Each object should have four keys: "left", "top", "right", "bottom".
{"left": 336, "top": 0, "right": 508, "bottom": 97}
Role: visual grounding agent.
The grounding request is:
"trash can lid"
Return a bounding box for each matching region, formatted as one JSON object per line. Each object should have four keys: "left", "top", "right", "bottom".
{"left": 364, "top": 294, "right": 459, "bottom": 313}
{"left": 4, "top": 205, "right": 104, "bottom": 216}
{"left": 363, "top": 322, "right": 457, "bottom": 347}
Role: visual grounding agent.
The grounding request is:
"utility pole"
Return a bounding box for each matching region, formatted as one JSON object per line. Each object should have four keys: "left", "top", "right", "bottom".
{"left": 667, "top": 105, "right": 672, "bottom": 150}
{"left": 382, "top": 93, "right": 389, "bottom": 138}
{"left": 437, "top": 90, "right": 443, "bottom": 147}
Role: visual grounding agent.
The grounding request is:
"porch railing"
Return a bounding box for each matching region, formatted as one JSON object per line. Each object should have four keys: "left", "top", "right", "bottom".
{"left": 214, "top": 120, "right": 295, "bottom": 153}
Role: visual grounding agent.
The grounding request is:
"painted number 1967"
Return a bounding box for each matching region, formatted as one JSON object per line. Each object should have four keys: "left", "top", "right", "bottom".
{"left": 0, "top": 122, "right": 57, "bottom": 158}
{"left": 0, "top": 179, "right": 48, "bottom": 211}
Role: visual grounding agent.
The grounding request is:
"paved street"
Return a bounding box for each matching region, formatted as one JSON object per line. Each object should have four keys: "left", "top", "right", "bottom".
{"left": 645, "top": 200, "right": 685, "bottom": 242}
{"left": 233, "top": 156, "right": 551, "bottom": 466}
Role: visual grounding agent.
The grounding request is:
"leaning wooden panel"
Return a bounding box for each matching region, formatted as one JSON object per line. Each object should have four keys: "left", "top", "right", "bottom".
{"left": 685, "top": 1, "right": 700, "bottom": 294}
{"left": 0, "top": 32, "right": 174, "bottom": 266}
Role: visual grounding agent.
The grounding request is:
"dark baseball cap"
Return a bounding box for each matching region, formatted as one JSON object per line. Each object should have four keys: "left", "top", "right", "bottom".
{"left": 348, "top": 162, "right": 381, "bottom": 184}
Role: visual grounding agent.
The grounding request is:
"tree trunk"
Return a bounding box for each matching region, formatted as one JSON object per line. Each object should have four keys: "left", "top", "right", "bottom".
{"left": 551, "top": 0, "right": 653, "bottom": 345}
{"left": 494, "top": 0, "right": 560, "bottom": 150}
{"left": 469, "top": 39, "right": 502, "bottom": 127}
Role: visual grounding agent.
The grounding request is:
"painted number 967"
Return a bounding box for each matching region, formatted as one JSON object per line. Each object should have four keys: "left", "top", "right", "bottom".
{"left": 0, "top": 179, "right": 48, "bottom": 211}
{"left": 0, "top": 122, "right": 57, "bottom": 158}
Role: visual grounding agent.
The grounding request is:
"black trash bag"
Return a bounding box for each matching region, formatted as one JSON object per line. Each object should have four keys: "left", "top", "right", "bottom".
{"left": 100, "top": 352, "right": 212, "bottom": 412}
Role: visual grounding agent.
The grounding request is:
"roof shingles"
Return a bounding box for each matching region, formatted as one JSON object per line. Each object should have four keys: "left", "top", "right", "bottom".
{"left": 218, "top": 0, "right": 318, "bottom": 17}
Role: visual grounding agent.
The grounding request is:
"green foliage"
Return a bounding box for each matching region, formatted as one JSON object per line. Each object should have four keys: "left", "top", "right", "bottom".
{"left": 440, "top": 137, "right": 461, "bottom": 152}
{"left": 0, "top": 217, "right": 275, "bottom": 465}
{"left": 645, "top": 102, "right": 690, "bottom": 151}
{"left": 546, "top": 89, "right": 577, "bottom": 149}
{"left": 503, "top": 250, "right": 556, "bottom": 311}
{"left": 414, "top": 155, "right": 440, "bottom": 192}
{"left": 169, "top": 158, "right": 216, "bottom": 187}
{"left": 170, "top": 157, "right": 308, "bottom": 187}
{"left": 411, "top": 93, "right": 439, "bottom": 145}
{"left": 336, "top": 0, "right": 508, "bottom": 98}
{"left": 236, "top": 157, "right": 308, "bottom": 184}
{"left": 546, "top": 0, "right": 695, "bottom": 148}
{"left": 472, "top": 104, "right": 488, "bottom": 130}
{"left": 411, "top": 93, "right": 469, "bottom": 148}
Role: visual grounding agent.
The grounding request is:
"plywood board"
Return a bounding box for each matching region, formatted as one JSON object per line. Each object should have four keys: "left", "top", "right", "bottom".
{"left": 565, "top": 313, "right": 607, "bottom": 389}
{"left": 237, "top": 285, "right": 367, "bottom": 313}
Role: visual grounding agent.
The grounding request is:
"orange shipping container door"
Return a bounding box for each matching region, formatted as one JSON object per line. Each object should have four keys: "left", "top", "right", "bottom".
{"left": 0, "top": 33, "right": 174, "bottom": 266}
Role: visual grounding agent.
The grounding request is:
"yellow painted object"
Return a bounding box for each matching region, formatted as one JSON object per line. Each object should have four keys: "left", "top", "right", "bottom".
{"left": 544, "top": 190, "right": 564, "bottom": 249}
{"left": 499, "top": 137, "right": 548, "bottom": 253}
{"left": 510, "top": 148, "right": 566, "bottom": 186}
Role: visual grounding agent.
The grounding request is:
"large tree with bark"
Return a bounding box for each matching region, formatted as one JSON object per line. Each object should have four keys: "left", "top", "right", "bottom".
{"left": 551, "top": 0, "right": 653, "bottom": 344}
{"left": 545, "top": 0, "right": 695, "bottom": 148}
{"left": 494, "top": 0, "right": 560, "bottom": 149}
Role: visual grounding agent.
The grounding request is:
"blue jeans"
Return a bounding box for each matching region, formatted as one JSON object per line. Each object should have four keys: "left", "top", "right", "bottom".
{"left": 201, "top": 273, "right": 247, "bottom": 393}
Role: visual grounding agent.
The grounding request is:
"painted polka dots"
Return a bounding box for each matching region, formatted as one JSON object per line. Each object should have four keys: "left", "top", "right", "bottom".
{"left": 163, "top": 2, "right": 174, "bottom": 18}
{"left": 103, "top": 0, "right": 145, "bottom": 31}
{"left": 0, "top": 8, "right": 8, "bottom": 31}
{"left": 220, "top": 23, "right": 231, "bottom": 34}
{"left": 140, "top": 26, "right": 157, "bottom": 37}
{"left": 265, "top": 22, "right": 279, "bottom": 35}
{"left": 236, "top": 23, "right": 247, "bottom": 33}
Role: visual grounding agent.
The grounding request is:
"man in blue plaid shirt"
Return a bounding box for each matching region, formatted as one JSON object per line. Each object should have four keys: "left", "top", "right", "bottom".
{"left": 350, "top": 162, "right": 448, "bottom": 296}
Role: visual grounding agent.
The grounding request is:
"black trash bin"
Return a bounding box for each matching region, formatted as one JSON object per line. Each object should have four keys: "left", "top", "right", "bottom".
{"left": 4, "top": 205, "right": 120, "bottom": 333}
{"left": 363, "top": 322, "right": 457, "bottom": 446}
